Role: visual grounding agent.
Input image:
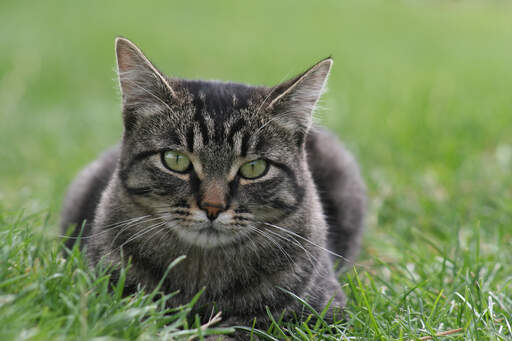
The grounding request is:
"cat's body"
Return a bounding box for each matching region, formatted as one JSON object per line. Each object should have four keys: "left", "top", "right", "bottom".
{"left": 61, "top": 38, "right": 365, "bottom": 338}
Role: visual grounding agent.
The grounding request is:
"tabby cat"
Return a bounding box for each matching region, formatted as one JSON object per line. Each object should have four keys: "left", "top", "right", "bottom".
{"left": 61, "top": 37, "right": 366, "bottom": 340}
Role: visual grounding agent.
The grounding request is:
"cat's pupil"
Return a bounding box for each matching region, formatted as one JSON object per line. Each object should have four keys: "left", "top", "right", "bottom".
{"left": 162, "top": 150, "right": 191, "bottom": 173}
{"left": 239, "top": 159, "right": 267, "bottom": 179}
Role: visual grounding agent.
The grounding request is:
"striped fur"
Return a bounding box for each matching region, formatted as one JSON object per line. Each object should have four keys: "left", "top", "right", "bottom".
{"left": 60, "top": 38, "right": 366, "bottom": 339}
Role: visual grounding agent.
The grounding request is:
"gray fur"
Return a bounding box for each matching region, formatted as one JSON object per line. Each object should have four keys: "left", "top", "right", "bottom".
{"left": 61, "top": 38, "right": 366, "bottom": 339}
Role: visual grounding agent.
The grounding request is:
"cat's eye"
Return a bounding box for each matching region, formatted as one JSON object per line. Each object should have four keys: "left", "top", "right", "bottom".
{"left": 239, "top": 159, "right": 269, "bottom": 179}
{"left": 162, "top": 150, "right": 191, "bottom": 173}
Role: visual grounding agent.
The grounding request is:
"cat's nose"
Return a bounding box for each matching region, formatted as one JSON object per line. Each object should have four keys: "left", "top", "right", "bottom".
{"left": 199, "top": 181, "right": 227, "bottom": 221}
{"left": 200, "top": 201, "right": 226, "bottom": 221}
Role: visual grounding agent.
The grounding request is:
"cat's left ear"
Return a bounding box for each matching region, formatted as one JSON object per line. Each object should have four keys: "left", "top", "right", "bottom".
{"left": 266, "top": 58, "right": 332, "bottom": 137}
{"left": 267, "top": 57, "right": 333, "bottom": 136}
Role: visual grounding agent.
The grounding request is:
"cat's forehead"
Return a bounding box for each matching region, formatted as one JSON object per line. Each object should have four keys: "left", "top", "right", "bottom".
{"left": 128, "top": 78, "right": 294, "bottom": 162}
{"left": 176, "top": 79, "right": 268, "bottom": 117}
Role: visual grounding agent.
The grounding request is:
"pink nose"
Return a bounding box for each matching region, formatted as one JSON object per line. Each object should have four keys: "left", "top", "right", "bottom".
{"left": 200, "top": 201, "right": 226, "bottom": 220}
{"left": 200, "top": 182, "right": 227, "bottom": 221}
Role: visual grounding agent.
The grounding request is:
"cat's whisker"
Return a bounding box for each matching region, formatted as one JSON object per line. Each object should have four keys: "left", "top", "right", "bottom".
{"left": 57, "top": 215, "right": 152, "bottom": 240}
{"left": 105, "top": 220, "right": 168, "bottom": 258}
{"left": 255, "top": 223, "right": 318, "bottom": 268}
{"left": 241, "top": 225, "right": 261, "bottom": 257}
{"left": 244, "top": 227, "right": 269, "bottom": 259}
{"left": 109, "top": 216, "right": 166, "bottom": 249}
{"left": 95, "top": 215, "right": 151, "bottom": 230}
{"left": 138, "top": 221, "right": 176, "bottom": 252}
{"left": 251, "top": 220, "right": 318, "bottom": 267}
{"left": 161, "top": 220, "right": 183, "bottom": 233}
{"left": 248, "top": 226, "right": 295, "bottom": 268}
{"left": 260, "top": 221, "right": 357, "bottom": 266}
{"left": 137, "top": 219, "right": 186, "bottom": 253}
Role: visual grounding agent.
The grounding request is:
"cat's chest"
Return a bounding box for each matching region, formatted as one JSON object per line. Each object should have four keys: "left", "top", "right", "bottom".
{"left": 128, "top": 249, "right": 257, "bottom": 296}
{"left": 174, "top": 252, "right": 255, "bottom": 292}
{"left": 161, "top": 254, "right": 283, "bottom": 314}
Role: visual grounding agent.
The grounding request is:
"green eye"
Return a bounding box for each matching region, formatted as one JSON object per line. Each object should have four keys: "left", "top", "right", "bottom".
{"left": 162, "top": 150, "right": 191, "bottom": 173}
{"left": 239, "top": 159, "right": 268, "bottom": 179}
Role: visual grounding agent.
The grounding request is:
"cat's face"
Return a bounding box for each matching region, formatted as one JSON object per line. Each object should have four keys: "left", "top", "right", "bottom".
{"left": 115, "top": 38, "right": 331, "bottom": 248}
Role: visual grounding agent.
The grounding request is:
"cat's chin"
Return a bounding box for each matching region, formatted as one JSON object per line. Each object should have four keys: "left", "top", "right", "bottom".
{"left": 173, "top": 224, "right": 241, "bottom": 248}
{"left": 163, "top": 210, "right": 250, "bottom": 248}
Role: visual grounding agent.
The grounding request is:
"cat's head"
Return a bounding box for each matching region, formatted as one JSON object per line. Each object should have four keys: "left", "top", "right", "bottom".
{"left": 114, "top": 37, "right": 331, "bottom": 248}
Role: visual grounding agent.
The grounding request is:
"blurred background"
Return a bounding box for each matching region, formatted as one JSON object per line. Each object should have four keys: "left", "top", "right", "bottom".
{"left": 0, "top": 0, "right": 511, "bottom": 249}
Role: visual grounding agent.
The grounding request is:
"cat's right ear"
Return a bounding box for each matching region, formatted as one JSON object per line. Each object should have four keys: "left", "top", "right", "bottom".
{"left": 115, "top": 37, "right": 176, "bottom": 128}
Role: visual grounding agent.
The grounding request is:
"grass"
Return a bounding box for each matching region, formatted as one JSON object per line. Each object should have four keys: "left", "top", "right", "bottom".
{"left": 1, "top": 0, "right": 512, "bottom": 339}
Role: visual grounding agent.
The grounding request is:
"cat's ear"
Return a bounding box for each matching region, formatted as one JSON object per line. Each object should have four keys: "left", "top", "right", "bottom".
{"left": 266, "top": 58, "right": 332, "bottom": 137}
{"left": 115, "top": 37, "right": 176, "bottom": 115}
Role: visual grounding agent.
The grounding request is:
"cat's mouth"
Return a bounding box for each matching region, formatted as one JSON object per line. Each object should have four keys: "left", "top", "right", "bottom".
{"left": 160, "top": 209, "right": 251, "bottom": 248}
{"left": 196, "top": 222, "right": 229, "bottom": 233}
{"left": 173, "top": 223, "right": 242, "bottom": 248}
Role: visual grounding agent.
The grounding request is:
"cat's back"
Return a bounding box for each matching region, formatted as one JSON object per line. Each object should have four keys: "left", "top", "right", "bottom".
{"left": 60, "top": 146, "right": 120, "bottom": 249}
{"left": 306, "top": 127, "right": 366, "bottom": 264}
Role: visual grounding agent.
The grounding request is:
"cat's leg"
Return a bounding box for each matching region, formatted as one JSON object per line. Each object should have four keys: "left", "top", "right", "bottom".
{"left": 306, "top": 127, "right": 367, "bottom": 267}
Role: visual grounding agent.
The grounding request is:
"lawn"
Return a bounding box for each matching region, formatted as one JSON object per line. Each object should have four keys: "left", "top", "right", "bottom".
{"left": 1, "top": 0, "right": 511, "bottom": 339}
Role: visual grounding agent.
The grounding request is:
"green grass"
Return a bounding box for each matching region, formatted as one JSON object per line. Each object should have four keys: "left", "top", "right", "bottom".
{"left": 1, "top": 0, "right": 512, "bottom": 339}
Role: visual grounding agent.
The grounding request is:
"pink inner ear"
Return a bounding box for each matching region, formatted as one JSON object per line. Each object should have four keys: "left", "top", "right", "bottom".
{"left": 116, "top": 38, "right": 143, "bottom": 72}
{"left": 116, "top": 51, "right": 136, "bottom": 71}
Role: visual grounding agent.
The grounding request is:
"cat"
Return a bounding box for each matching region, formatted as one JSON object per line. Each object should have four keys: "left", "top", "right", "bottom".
{"left": 61, "top": 37, "right": 366, "bottom": 340}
